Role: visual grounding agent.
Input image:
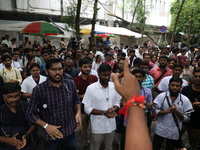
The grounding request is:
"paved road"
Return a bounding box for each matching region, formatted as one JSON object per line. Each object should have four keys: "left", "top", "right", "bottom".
{"left": 35, "top": 120, "right": 190, "bottom": 150}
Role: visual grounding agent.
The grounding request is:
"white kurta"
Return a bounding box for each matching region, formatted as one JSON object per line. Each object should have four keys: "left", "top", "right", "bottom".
{"left": 82, "top": 81, "right": 121, "bottom": 134}
{"left": 21, "top": 75, "right": 47, "bottom": 102}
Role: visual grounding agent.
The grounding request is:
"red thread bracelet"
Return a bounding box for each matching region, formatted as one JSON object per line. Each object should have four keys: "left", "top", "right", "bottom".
{"left": 118, "top": 95, "right": 145, "bottom": 118}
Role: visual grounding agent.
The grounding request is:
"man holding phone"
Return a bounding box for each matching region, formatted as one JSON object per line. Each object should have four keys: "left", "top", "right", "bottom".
{"left": 181, "top": 69, "right": 200, "bottom": 150}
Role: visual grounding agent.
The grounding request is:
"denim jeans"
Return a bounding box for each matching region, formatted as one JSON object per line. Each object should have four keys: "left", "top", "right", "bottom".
{"left": 44, "top": 132, "right": 77, "bottom": 150}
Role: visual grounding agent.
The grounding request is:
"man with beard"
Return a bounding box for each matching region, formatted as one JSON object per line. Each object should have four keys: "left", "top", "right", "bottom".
{"left": 181, "top": 69, "right": 200, "bottom": 150}
{"left": 131, "top": 69, "right": 153, "bottom": 130}
{"left": 0, "top": 82, "right": 35, "bottom": 150}
{"left": 150, "top": 56, "right": 172, "bottom": 86}
{"left": 0, "top": 55, "right": 22, "bottom": 84}
{"left": 26, "top": 58, "right": 81, "bottom": 150}
{"left": 64, "top": 55, "right": 79, "bottom": 78}
{"left": 82, "top": 63, "right": 121, "bottom": 150}
{"left": 20, "top": 48, "right": 33, "bottom": 69}
{"left": 40, "top": 51, "right": 50, "bottom": 76}
{"left": 74, "top": 58, "right": 98, "bottom": 149}
{"left": 153, "top": 77, "right": 193, "bottom": 150}
{"left": 74, "top": 48, "right": 83, "bottom": 69}
{"left": 21, "top": 63, "right": 47, "bottom": 102}
{"left": 158, "top": 63, "right": 188, "bottom": 92}
{"left": 113, "top": 57, "right": 125, "bottom": 73}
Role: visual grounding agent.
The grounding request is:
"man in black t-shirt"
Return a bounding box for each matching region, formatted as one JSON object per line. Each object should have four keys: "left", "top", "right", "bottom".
{"left": 181, "top": 69, "right": 200, "bottom": 150}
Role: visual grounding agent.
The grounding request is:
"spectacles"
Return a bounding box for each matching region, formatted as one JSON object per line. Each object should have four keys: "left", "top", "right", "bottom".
{"left": 6, "top": 94, "right": 21, "bottom": 100}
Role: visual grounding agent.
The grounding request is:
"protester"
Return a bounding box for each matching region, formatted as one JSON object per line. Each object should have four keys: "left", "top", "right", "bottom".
{"left": 22, "top": 56, "right": 36, "bottom": 79}
{"left": 112, "top": 58, "right": 152, "bottom": 150}
{"left": 181, "top": 69, "right": 200, "bottom": 150}
{"left": 131, "top": 69, "right": 153, "bottom": 130}
{"left": 153, "top": 77, "right": 193, "bottom": 150}
{"left": 74, "top": 58, "right": 98, "bottom": 149}
{"left": 150, "top": 56, "right": 172, "bottom": 89}
{"left": 0, "top": 55, "right": 22, "bottom": 84}
{"left": 0, "top": 82, "right": 35, "bottom": 150}
{"left": 158, "top": 63, "right": 188, "bottom": 92}
{"left": 64, "top": 55, "right": 79, "bottom": 78}
{"left": 26, "top": 58, "right": 81, "bottom": 150}
{"left": 21, "top": 63, "right": 47, "bottom": 102}
{"left": 92, "top": 55, "right": 102, "bottom": 72}
{"left": 82, "top": 63, "right": 121, "bottom": 150}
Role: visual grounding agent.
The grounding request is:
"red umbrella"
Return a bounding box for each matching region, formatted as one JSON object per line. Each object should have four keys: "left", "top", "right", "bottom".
{"left": 20, "top": 21, "right": 64, "bottom": 36}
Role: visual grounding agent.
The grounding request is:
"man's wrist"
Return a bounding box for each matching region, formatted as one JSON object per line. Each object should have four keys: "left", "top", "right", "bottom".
{"left": 43, "top": 123, "right": 49, "bottom": 129}
{"left": 102, "top": 110, "right": 105, "bottom": 115}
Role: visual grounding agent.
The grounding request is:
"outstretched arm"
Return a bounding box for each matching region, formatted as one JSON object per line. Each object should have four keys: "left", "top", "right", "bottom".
{"left": 112, "top": 58, "right": 152, "bottom": 150}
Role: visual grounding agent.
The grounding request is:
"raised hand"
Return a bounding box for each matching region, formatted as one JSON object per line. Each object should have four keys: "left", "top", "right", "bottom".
{"left": 112, "top": 58, "right": 140, "bottom": 101}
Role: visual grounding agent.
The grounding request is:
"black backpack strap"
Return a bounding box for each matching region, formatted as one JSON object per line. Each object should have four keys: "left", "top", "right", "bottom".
{"left": 165, "top": 94, "right": 181, "bottom": 138}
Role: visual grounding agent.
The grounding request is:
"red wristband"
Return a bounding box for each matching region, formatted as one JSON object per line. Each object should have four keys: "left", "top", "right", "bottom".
{"left": 118, "top": 95, "right": 145, "bottom": 118}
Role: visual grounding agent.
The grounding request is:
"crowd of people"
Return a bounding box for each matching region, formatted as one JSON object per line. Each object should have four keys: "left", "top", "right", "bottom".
{"left": 0, "top": 34, "right": 200, "bottom": 150}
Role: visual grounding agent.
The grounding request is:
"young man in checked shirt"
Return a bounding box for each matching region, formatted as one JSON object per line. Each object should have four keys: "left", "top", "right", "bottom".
{"left": 26, "top": 58, "right": 81, "bottom": 150}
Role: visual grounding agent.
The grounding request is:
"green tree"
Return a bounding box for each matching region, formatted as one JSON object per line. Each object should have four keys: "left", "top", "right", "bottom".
{"left": 170, "top": 0, "right": 200, "bottom": 45}
{"left": 89, "top": 0, "right": 99, "bottom": 51}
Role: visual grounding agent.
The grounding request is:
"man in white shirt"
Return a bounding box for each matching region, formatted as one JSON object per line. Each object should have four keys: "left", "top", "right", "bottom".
{"left": 21, "top": 63, "right": 46, "bottom": 102}
{"left": 158, "top": 63, "right": 188, "bottom": 92}
{"left": 153, "top": 77, "right": 193, "bottom": 150}
{"left": 82, "top": 63, "right": 121, "bottom": 150}
{"left": 0, "top": 55, "right": 22, "bottom": 84}
{"left": 91, "top": 44, "right": 104, "bottom": 61}
{"left": 1, "top": 35, "right": 12, "bottom": 48}
{"left": 135, "top": 47, "right": 144, "bottom": 59}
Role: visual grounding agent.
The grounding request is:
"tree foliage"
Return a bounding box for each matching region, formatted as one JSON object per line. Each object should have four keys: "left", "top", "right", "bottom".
{"left": 61, "top": 0, "right": 87, "bottom": 31}
{"left": 170, "top": 0, "right": 200, "bottom": 43}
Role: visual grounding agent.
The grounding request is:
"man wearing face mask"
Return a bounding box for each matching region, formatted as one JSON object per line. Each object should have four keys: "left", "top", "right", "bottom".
{"left": 0, "top": 83, "right": 35, "bottom": 150}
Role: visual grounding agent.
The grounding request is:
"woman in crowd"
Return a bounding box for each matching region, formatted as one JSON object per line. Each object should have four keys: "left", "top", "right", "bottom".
{"left": 180, "top": 58, "right": 194, "bottom": 81}
{"left": 102, "top": 52, "right": 115, "bottom": 71}
{"left": 92, "top": 55, "right": 102, "bottom": 72}
{"left": 151, "top": 54, "right": 159, "bottom": 67}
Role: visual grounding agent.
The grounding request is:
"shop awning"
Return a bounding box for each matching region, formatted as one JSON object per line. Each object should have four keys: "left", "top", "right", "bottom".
{"left": 80, "top": 24, "right": 146, "bottom": 38}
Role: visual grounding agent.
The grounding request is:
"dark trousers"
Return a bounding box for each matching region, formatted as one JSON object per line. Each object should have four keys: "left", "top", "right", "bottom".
{"left": 44, "top": 132, "right": 76, "bottom": 150}
{"left": 120, "top": 125, "right": 126, "bottom": 150}
{"left": 153, "top": 133, "right": 181, "bottom": 150}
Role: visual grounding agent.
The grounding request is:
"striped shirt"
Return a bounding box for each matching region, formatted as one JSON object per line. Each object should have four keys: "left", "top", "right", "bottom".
{"left": 26, "top": 79, "right": 80, "bottom": 140}
{"left": 142, "top": 74, "right": 154, "bottom": 89}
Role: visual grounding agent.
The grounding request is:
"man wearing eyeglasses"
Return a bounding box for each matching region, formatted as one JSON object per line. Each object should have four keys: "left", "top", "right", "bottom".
{"left": 0, "top": 82, "right": 35, "bottom": 150}
{"left": 181, "top": 69, "right": 200, "bottom": 150}
{"left": 64, "top": 55, "right": 79, "bottom": 78}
